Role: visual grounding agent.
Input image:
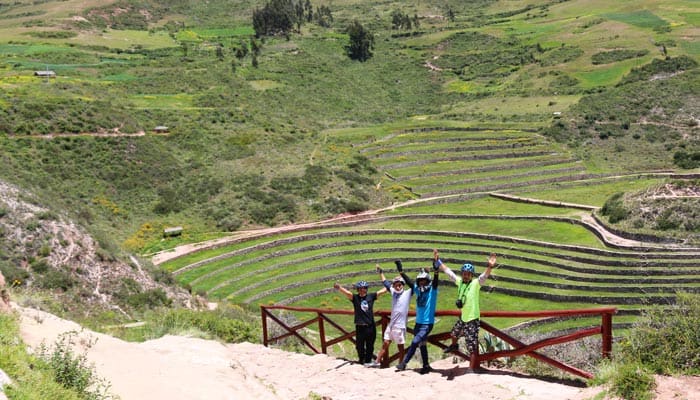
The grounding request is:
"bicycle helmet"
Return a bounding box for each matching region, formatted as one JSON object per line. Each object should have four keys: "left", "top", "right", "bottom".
{"left": 392, "top": 276, "right": 405, "bottom": 285}
{"left": 416, "top": 270, "right": 430, "bottom": 282}
{"left": 461, "top": 263, "right": 475, "bottom": 273}
{"left": 355, "top": 280, "right": 369, "bottom": 289}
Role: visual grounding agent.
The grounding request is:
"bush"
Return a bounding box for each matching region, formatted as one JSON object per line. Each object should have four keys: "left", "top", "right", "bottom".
{"left": 600, "top": 192, "right": 629, "bottom": 223}
{"left": 36, "top": 331, "right": 115, "bottom": 400}
{"left": 0, "top": 261, "right": 30, "bottom": 287}
{"left": 149, "top": 306, "right": 260, "bottom": 343}
{"left": 0, "top": 314, "right": 85, "bottom": 399}
{"left": 36, "top": 268, "right": 77, "bottom": 291}
{"left": 673, "top": 151, "right": 700, "bottom": 169}
{"left": 591, "top": 49, "right": 648, "bottom": 65}
{"left": 620, "top": 292, "right": 700, "bottom": 374}
{"left": 608, "top": 361, "right": 656, "bottom": 400}
{"left": 126, "top": 288, "right": 172, "bottom": 309}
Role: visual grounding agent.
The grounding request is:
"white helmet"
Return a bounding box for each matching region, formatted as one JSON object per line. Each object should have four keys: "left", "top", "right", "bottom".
{"left": 416, "top": 270, "right": 430, "bottom": 283}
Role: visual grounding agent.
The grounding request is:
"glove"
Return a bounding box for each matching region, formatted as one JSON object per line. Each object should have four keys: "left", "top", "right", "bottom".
{"left": 395, "top": 260, "right": 403, "bottom": 273}
{"left": 432, "top": 259, "right": 441, "bottom": 271}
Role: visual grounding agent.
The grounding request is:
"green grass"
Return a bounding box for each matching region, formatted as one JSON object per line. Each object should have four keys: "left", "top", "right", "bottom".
{"left": 189, "top": 26, "right": 256, "bottom": 38}
{"left": 0, "top": 314, "right": 89, "bottom": 399}
{"left": 392, "top": 196, "right": 587, "bottom": 216}
{"left": 515, "top": 176, "right": 667, "bottom": 206}
{"left": 603, "top": 10, "right": 669, "bottom": 30}
{"left": 129, "top": 93, "right": 197, "bottom": 109}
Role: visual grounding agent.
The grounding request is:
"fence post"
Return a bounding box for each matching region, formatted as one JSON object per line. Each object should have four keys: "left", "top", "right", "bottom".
{"left": 470, "top": 346, "right": 480, "bottom": 370}
{"left": 261, "top": 306, "right": 268, "bottom": 347}
{"left": 379, "top": 313, "right": 390, "bottom": 368}
{"left": 319, "top": 311, "right": 327, "bottom": 354}
{"left": 601, "top": 311, "right": 613, "bottom": 358}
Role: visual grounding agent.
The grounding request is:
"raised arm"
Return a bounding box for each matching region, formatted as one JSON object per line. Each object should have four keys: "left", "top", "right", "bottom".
{"left": 377, "top": 264, "right": 391, "bottom": 290}
{"left": 333, "top": 282, "right": 353, "bottom": 300}
{"left": 478, "top": 253, "right": 497, "bottom": 285}
{"left": 434, "top": 249, "right": 458, "bottom": 282}
{"left": 395, "top": 260, "right": 413, "bottom": 288}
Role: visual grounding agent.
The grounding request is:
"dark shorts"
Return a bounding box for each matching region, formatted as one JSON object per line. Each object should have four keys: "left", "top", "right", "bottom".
{"left": 451, "top": 319, "right": 480, "bottom": 354}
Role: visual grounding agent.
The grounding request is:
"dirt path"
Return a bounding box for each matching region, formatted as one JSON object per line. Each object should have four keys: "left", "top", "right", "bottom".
{"left": 151, "top": 190, "right": 675, "bottom": 266}
{"left": 14, "top": 306, "right": 597, "bottom": 400}
{"left": 15, "top": 305, "right": 700, "bottom": 400}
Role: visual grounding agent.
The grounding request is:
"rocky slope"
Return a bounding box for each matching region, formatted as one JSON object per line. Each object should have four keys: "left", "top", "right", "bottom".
{"left": 0, "top": 179, "right": 190, "bottom": 318}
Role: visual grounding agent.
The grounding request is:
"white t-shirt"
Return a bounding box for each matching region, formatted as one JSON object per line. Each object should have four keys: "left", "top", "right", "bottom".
{"left": 388, "top": 286, "right": 412, "bottom": 329}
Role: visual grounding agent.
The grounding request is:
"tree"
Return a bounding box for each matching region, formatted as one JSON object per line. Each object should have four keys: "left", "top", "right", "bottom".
{"left": 304, "top": 0, "right": 313, "bottom": 22}
{"left": 314, "top": 5, "right": 332, "bottom": 27}
{"left": 252, "top": 0, "right": 295, "bottom": 37}
{"left": 345, "top": 20, "right": 374, "bottom": 61}
{"left": 391, "top": 10, "right": 413, "bottom": 30}
{"left": 234, "top": 39, "right": 249, "bottom": 59}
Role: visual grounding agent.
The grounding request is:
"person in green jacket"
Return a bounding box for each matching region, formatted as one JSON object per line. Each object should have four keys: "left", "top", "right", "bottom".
{"left": 435, "top": 250, "right": 497, "bottom": 369}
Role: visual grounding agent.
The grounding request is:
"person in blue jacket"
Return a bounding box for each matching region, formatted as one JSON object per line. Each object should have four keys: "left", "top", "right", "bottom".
{"left": 395, "top": 249, "right": 441, "bottom": 374}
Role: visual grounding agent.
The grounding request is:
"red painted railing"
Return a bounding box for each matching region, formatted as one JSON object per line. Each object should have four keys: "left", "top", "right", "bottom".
{"left": 261, "top": 305, "right": 616, "bottom": 379}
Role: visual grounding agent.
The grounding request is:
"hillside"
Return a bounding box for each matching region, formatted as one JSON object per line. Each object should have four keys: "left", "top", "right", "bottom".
{"left": 0, "top": 0, "right": 697, "bottom": 250}
{"left": 0, "top": 0, "right": 699, "bottom": 393}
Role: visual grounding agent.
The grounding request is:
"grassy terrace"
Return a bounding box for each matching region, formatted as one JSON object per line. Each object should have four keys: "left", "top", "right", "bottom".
{"left": 154, "top": 106, "right": 697, "bottom": 337}
{"left": 161, "top": 192, "right": 700, "bottom": 336}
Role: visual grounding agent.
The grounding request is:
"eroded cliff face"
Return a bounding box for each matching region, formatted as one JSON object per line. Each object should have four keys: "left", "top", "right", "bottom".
{"left": 0, "top": 180, "right": 190, "bottom": 317}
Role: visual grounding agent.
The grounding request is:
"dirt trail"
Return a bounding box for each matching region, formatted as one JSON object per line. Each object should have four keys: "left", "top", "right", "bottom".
{"left": 15, "top": 305, "right": 700, "bottom": 400}
{"left": 151, "top": 190, "right": 682, "bottom": 266}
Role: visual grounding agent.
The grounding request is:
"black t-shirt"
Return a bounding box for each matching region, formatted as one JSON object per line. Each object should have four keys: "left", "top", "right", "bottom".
{"left": 352, "top": 292, "right": 378, "bottom": 325}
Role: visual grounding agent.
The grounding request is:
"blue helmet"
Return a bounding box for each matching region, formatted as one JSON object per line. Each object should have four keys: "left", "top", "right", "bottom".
{"left": 461, "top": 263, "right": 475, "bottom": 273}
{"left": 355, "top": 280, "right": 369, "bottom": 289}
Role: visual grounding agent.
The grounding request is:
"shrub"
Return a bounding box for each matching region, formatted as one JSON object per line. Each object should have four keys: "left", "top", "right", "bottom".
{"left": 655, "top": 208, "right": 680, "bottom": 230}
{"left": 591, "top": 49, "right": 648, "bottom": 65}
{"left": 608, "top": 361, "right": 656, "bottom": 400}
{"left": 619, "top": 292, "right": 700, "bottom": 374}
{"left": 217, "top": 215, "right": 243, "bottom": 232}
{"left": 149, "top": 306, "right": 260, "bottom": 343}
{"left": 126, "top": 288, "right": 172, "bottom": 309}
{"left": 673, "top": 151, "right": 700, "bottom": 169}
{"left": 600, "top": 192, "right": 629, "bottom": 223}
{"left": 0, "top": 261, "right": 30, "bottom": 287}
{"left": 618, "top": 56, "right": 698, "bottom": 86}
{"left": 36, "top": 268, "right": 77, "bottom": 291}
{"left": 36, "top": 331, "right": 115, "bottom": 400}
{"left": 0, "top": 315, "right": 87, "bottom": 399}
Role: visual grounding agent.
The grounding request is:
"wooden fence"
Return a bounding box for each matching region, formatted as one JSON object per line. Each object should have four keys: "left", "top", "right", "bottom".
{"left": 261, "top": 305, "right": 616, "bottom": 379}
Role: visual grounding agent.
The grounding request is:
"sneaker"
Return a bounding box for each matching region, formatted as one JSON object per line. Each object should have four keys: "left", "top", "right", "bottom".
{"left": 419, "top": 365, "right": 433, "bottom": 375}
{"left": 365, "top": 361, "right": 380, "bottom": 368}
{"left": 395, "top": 362, "right": 406, "bottom": 371}
{"left": 443, "top": 343, "right": 459, "bottom": 353}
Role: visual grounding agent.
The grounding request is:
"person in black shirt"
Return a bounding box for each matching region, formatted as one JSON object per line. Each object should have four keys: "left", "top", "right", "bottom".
{"left": 334, "top": 279, "right": 388, "bottom": 365}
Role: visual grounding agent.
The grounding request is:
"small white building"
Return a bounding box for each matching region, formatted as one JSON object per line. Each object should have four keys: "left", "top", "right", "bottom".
{"left": 34, "top": 70, "right": 56, "bottom": 78}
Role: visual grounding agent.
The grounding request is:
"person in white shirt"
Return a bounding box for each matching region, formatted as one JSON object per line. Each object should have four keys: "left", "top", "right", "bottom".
{"left": 369, "top": 262, "right": 413, "bottom": 367}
